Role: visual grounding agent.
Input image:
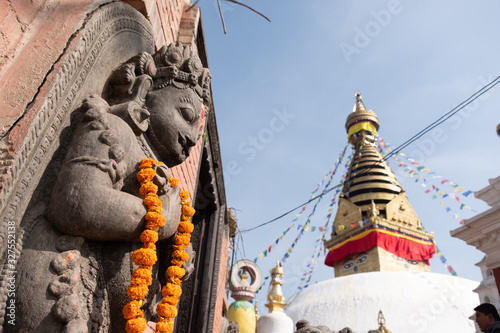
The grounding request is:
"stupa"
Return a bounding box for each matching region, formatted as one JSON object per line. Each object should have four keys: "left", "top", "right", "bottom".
{"left": 284, "top": 92, "right": 480, "bottom": 333}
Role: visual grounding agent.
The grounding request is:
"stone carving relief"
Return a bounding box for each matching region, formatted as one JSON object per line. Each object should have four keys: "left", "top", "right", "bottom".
{"left": 6, "top": 6, "right": 211, "bottom": 331}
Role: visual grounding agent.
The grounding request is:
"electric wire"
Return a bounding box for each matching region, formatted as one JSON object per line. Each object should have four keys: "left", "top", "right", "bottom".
{"left": 239, "top": 75, "right": 500, "bottom": 233}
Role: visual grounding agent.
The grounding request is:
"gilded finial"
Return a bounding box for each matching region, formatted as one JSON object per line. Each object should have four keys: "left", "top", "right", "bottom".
{"left": 377, "top": 310, "right": 392, "bottom": 333}
{"left": 353, "top": 91, "right": 367, "bottom": 112}
{"left": 345, "top": 91, "right": 379, "bottom": 142}
{"left": 265, "top": 262, "right": 287, "bottom": 313}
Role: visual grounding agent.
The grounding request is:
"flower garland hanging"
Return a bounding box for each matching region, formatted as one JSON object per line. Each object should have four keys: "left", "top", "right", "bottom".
{"left": 123, "top": 158, "right": 196, "bottom": 333}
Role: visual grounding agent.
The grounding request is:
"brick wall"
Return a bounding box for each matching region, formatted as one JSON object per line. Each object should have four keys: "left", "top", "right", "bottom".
{"left": 123, "top": 0, "right": 199, "bottom": 50}
{"left": 0, "top": 0, "right": 108, "bottom": 141}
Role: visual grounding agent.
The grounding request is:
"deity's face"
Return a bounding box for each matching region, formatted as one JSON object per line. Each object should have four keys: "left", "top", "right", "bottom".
{"left": 146, "top": 86, "right": 204, "bottom": 167}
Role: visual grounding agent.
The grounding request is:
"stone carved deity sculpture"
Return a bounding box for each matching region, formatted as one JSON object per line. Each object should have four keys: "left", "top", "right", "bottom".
{"left": 13, "top": 43, "right": 210, "bottom": 333}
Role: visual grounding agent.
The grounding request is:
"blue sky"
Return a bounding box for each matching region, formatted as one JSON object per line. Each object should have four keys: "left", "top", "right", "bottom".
{"left": 196, "top": 0, "right": 500, "bottom": 309}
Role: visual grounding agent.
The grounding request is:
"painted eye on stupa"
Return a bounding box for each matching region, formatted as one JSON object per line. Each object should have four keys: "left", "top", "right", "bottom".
{"left": 343, "top": 262, "right": 354, "bottom": 270}
{"left": 356, "top": 255, "right": 368, "bottom": 264}
{"left": 407, "top": 259, "right": 419, "bottom": 265}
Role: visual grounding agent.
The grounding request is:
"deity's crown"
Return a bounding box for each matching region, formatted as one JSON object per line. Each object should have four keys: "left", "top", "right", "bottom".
{"left": 152, "top": 43, "right": 211, "bottom": 103}
{"left": 108, "top": 42, "right": 211, "bottom": 104}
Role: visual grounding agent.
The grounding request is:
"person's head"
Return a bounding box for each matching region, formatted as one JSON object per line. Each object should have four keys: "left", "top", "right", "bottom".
{"left": 106, "top": 43, "right": 211, "bottom": 167}
{"left": 475, "top": 303, "right": 500, "bottom": 331}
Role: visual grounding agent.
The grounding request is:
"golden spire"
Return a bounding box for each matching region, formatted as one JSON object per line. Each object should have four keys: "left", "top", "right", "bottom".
{"left": 265, "top": 262, "right": 287, "bottom": 313}
{"left": 353, "top": 91, "right": 367, "bottom": 112}
{"left": 377, "top": 310, "right": 392, "bottom": 333}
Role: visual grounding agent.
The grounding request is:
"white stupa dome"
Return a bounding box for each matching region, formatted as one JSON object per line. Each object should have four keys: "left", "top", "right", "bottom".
{"left": 285, "top": 271, "right": 479, "bottom": 333}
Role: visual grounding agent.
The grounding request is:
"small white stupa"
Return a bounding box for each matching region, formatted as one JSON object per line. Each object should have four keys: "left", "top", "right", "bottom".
{"left": 256, "top": 262, "right": 294, "bottom": 333}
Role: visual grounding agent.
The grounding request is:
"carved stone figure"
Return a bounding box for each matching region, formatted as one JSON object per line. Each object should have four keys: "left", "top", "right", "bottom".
{"left": 13, "top": 43, "right": 210, "bottom": 332}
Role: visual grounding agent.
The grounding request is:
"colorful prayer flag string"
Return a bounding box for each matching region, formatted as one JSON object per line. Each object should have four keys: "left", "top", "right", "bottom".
{"left": 376, "top": 138, "right": 477, "bottom": 224}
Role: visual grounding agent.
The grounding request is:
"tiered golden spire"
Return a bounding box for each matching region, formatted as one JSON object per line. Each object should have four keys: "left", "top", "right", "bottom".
{"left": 342, "top": 92, "right": 401, "bottom": 218}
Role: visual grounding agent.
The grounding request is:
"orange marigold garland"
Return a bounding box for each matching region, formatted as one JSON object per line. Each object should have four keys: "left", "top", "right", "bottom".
{"left": 124, "top": 158, "right": 195, "bottom": 333}
{"left": 155, "top": 176, "right": 195, "bottom": 333}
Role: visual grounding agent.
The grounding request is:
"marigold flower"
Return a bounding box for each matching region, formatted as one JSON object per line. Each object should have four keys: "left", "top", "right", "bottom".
{"left": 172, "top": 244, "right": 187, "bottom": 252}
{"left": 144, "top": 242, "right": 156, "bottom": 250}
{"left": 140, "top": 230, "right": 159, "bottom": 244}
{"left": 179, "top": 190, "right": 190, "bottom": 201}
{"left": 182, "top": 204, "right": 195, "bottom": 217}
{"left": 161, "top": 296, "right": 180, "bottom": 306}
{"left": 132, "top": 248, "right": 157, "bottom": 266}
{"left": 139, "top": 182, "right": 158, "bottom": 197}
{"left": 148, "top": 205, "right": 162, "bottom": 214}
{"left": 157, "top": 303, "right": 178, "bottom": 318}
{"left": 167, "top": 266, "right": 185, "bottom": 279}
{"left": 168, "top": 276, "right": 182, "bottom": 285}
{"left": 132, "top": 267, "right": 153, "bottom": 286}
{"left": 175, "top": 233, "right": 191, "bottom": 246}
{"left": 139, "top": 158, "right": 155, "bottom": 169}
{"left": 171, "top": 258, "right": 183, "bottom": 267}
{"left": 127, "top": 284, "right": 149, "bottom": 300}
{"left": 178, "top": 221, "right": 194, "bottom": 233}
{"left": 123, "top": 300, "right": 142, "bottom": 319}
{"left": 144, "top": 194, "right": 162, "bottom": 208}
{"left": 162, "top": 283, "right": 182, "bottom": 298}
{"left": 125, "top": 317, "right": 147, "bottom": 333}
{"left": 130, "top": 277, "right": 148, "bottom": 286}
{"left": 155, "top": 319, "right": 174, "bottom": 333}
{"left": 137, "top": 168, "right": 155, "bottom": 183}
{"left": 145, "top": 212, "right": 166, "bottom": 228}
{"left": 172, "top": 250, "right": 189, "bottom": 262}
{"left": 180, "top": 215, "right": 191, "bottom": 222}
{"left": 169, "top": 176, "right": 180, "bottom": 187}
